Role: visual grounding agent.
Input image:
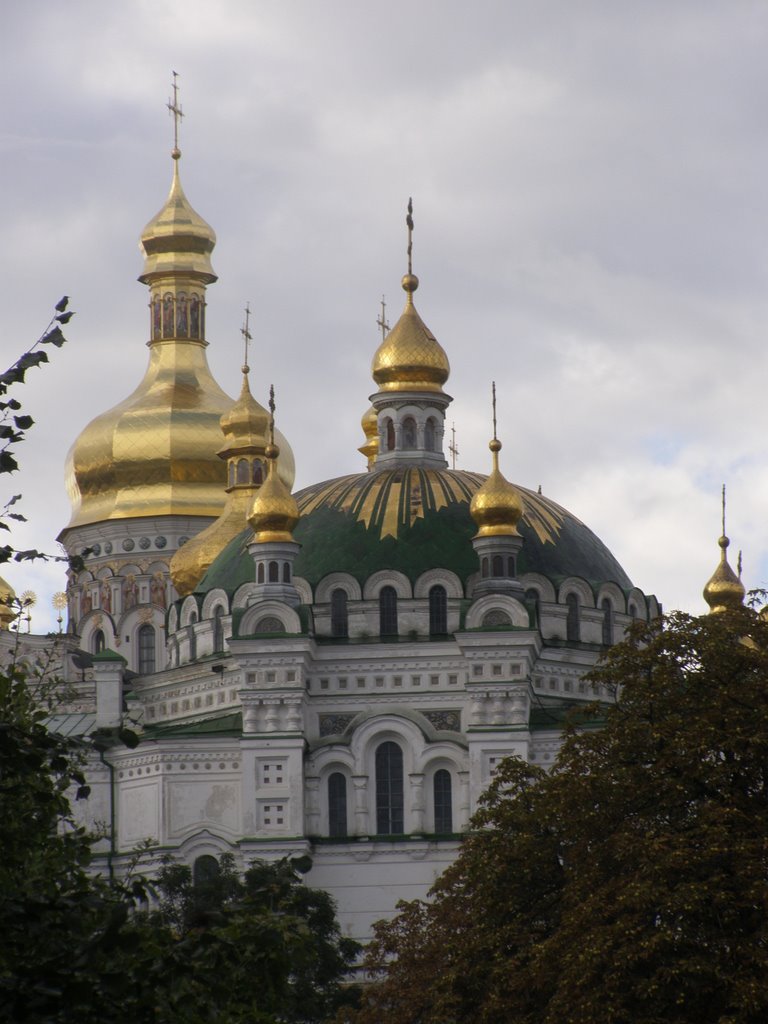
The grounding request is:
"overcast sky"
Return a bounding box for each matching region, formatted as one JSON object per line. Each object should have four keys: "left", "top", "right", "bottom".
{"left": 3, "top": 1, "right": 768, "bottom": 633}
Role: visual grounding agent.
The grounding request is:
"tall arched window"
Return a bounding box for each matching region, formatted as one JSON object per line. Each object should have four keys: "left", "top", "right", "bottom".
{"left": 193, "top": 854, "right": 220, "bottom": 887}
{"left": 92, "top": 629, "right": 105, "bottom": 654}
{"left": 525, "top": 588, "right": 540, "bottom": 627}
{"left": 566, "top": 593, "right": 580, "bottom": 642}
{"left": 282, "top": 563, "right": 291, "bottom": 583}
{"left": 424, "top": 417, "right": 436, "bottom": 451}
{"left": 188, "top": 613, "right": 198, "bottom": 661}
{"left": 331, "top": 589, "right": 349, "bottom": 638}
{"left": 492, "top": 554, "right": 504, "bottom": 577}
{"left": 433, "top": 769, "right": 453, "bottom": 833}
{"left": 601, "top": 598, "right": 613, "bottom": 646}
{"left": 236, "top": 458, "right": 249, "bottom": 485}
{"left": 252, "top": 460, "right": 263, "bottom": 484}
{"left": 257, "top": 563, "right": 265, "bottom": 584}
{"left": 376, "top": 741, "right": 404, "bottom": 834}
{"left": 379, "top": 586, "right": 398, "bottom": 638}
{"left": 402, "top": 416, "right": 417, "bottom": 450}
{"left": 328, "top": 772, "right": 348, "bottom": 838}
{"left": 385, "top": 417, "right": 395, "bottom": 452}
{"left": 213, "top": 606, "right": 225, "bottom": 653}
{"left": 268, "top": 561, "right": 279, "bottom": 583}
{"left": 428, "top": 585, "right": 447, "bottom": 635}
{"left": 138, "top": 624, "right": 156, "bottom": 674}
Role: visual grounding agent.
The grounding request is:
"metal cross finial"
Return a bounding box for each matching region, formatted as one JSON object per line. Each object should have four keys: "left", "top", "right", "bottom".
{"left": 268, "top": 384, "right": 276, "bottom": 445}
{"left": 167, "top": 70, "right": 184, "bottom": 158}
{"left": 241, "top": 303, "right": 252, "bottom": 372}
{"left": 449, "top": 422, "right": 459, "bottom": 470}
{"left": 406, "top": 197, "right": 414, "bottom": 275}
{"left": 376, "top": 295, "right": 390, "bottom": 340}
{"left": 738, "top": 550, "right": 743, "bottom": 579}
{"left": 721, "top": 483, "right": 726, "bottom": 537}
{"left": 492, "top": 381, "right": 498, "bottom": 441}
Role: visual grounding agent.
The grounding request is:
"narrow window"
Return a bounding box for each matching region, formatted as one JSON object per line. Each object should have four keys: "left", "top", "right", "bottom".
{"left": 385, "top": 417, "right": 395, "bottom": 452}
{"left": 481, "top": 556, "right": 489, "bottom": 579}
{"left": 176, "top": 292, "right": 188, "bottom": 336}
{"left": 376, "top": 741, "right": 404, "bottom": 834}
{"left": 492, "top": 554, "right": 504, "bottom": 577}
{"left": 566, "top": 593, "right": 580, "bottom": 642}
{"left": 190, "top": 295, "right": 201, "bottom": 338}
{"left": 331, "top": 589, "right": 349, "bottom": 638}
{"left": 424, "top": 417, "right": 436, "bottom": 451}
{"left": 525, "top": 588, "right": 540, "bottom": 627}
{"left": 507, "top": 556, "right": 516, "bottom": 577}
{"left": 228, "top": 462, "right": 236, "bottom": 487}
{"left": 379, "top": 586, "right": 398, "bottom": 638}
{"left": 236, "top": 458, "right": 249, "bottom": 485}
{"left": 257, "top": 563, "right": 265, "bottom": 584}
{"left": 138, "top": 624, "right": 156, "bottom": 673}
{"left": 268, "top": 561, "right": 279, "bottom": 583}
{"left": 328, "top": 772, "right": 348, "bottom": 837}
{"left": 433, "top": 769, "right": 453, "bottom": 833}
{"left": 213, "top": 606, "right": 225, "bottom": 653}
{"left": 252, "top": 460, "right": 263, "bottom": 484}
{"left": 402, "top": 416, "right": 417, "bottom": 450}
{"left": 429, "top": 585, "right": 447, "bottom": 635}
{"left": 92, "top": 629, "right": 105, "bottom": 654}
{"left": 162, "top": 293, "right": 174, "bottom": 338}
{"left": 193, "top": 854, "right": 220, "bottom": 886}
{"left": 601, "top": 598, "right": 613, "bottom": 646}
{"left": 282, "top": 563, "right": 291, "bottom": 583}
{"left": 188, "top": 613, "right": 197, "bottom": 661}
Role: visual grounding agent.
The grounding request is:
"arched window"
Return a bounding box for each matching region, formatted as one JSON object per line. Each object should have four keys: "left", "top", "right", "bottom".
{"left": 433, "top": 769, "right": 453, "bottom": 833}
{"left": 257, "top": 563, "right": 265, "bottom": 584}
{"left": 402, "top": 416, "right": 417, "bottom": 450}
{"left": 331, "top": 589, "right": 349, "bottom": 638}
{"left": 385, "top": 417, "right": 395, "bottom": 452}
{"left": 213, "top": 606, "right": 225, "bottom": 653}
{"left": 152, "top": 297, "right": 162, "bottom": 339}
{"left": 255, "top": 616, "right": 285, "bottom": 634}
{"left": 424, "top": 417, "right": 436, "bottom": 451}
{"left": 236, "top": 458, "right": 249, "bottom": 485}
{"left": 193, "top": 855, "right": 220, "bottom": 887}
{"left": 492, "top": 554, "right": 504, "bottom": 577}
{"left": 376, "top": 741, "right": 404, "bottom": 834}
{"left": 190, "top": 295, "right": 201, "bottom": 338}
{"left": 566, "top": 593, "right": 580, "bottom": 642}
{"left": 379, "top": 586, "right": 398, "bottom": 638}
{"left": 629, "top": 602, "right": 638, "bottom": 620}
{"left": 601, "top": 598, "right": 613, "bottom": 646}
{"left": 507, "top": 556, "right": 516, "bottom": 577}
{"left": 429, "top": 585, "right": 447, "bottom": 635}
{"left": 92, "top": 629, "right": 105, "bottom": 654}
{"left": 162, "top": 293, "right": 174, "bottom": 338}
{"left": 482, "top": 609, "right": 512, "bottom": 627}
{"left": 188, "top": 620, "right": 197, "bottom": 661}
{"left": 252, "top": 460, "right": 263, "bottom": 484}
{"left": 282, "top": 563, "right": 291, "bottom": 583}
{"left": 328, "top": 772, "right": 348, "bottom": 838}
{"left": 481, "top": 556, "right": 489, "bottom": 579}
{"left": 138, "top": 624, "right": 156, "bottom": 674}
{"left": 176, "top": 292, "right": 188, "bottom": 336}
{"left": 525, "top": 588, "right": 540, "bottom": 627}
{"left": 268, "top": 561, "right": 279, "bottom": 583}
{"left": 228, "top": 462, "right": 236, "bottom": 487}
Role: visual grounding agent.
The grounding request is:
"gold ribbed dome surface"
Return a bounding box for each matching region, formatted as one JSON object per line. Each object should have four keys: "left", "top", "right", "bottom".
{"left": 703, "top": 534, "right": 745, "bottom": 614}
{"left": 0, "top": 575, "right": 17, "bottom": 628}
{"left": 470, "top": 438, "right": 524, "bottom": 537}
{"left": 219, "top": 372, "right": 270, "bottom": 448}
{"left": 249, "top": 444, "right": 299, "bottom": 544}
{"left": 372, "top": 275, "right": 450, "bottom": 393}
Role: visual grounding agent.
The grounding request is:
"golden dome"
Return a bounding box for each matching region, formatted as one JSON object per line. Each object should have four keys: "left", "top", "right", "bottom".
{"left": 0, "top": 576, "right": 17, "bottom": 629}
{"left": 358, "top": 404, "right": 379, "bottom": 469}
{"left": 703, "top": 534, "right": 745, "bottom": 614}
{"left": 248, "top": 439, "right": 299, "bottom": 544}
{"left": 470, "top": 438, "right": 524, "bottom": 538}
{"left": 170, "top": 371, "right": 293, "bottom": 596}
{"left": 372, "top": 274, "right": 450, "bottom": 393}
{"left": 138, "top": 158, "right": 217, "bottom": 285}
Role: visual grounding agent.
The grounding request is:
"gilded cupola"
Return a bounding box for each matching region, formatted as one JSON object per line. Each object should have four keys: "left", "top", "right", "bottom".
{"left": 0, "top": 576, "right": 17, "bottom": 629}
{"left": 248, "top": 388, "right": 300, "bottom": 544}
{"left": 358, "top": 404, "right": 379, "bottom": 470}
{"left": 170, "top": 310, "right": 295, "bottom": 596}
{"left": 703, "top": 489, "right": 745, "bottom": 614}
{"left": 372, "top": 200, "right": 450, "bottom": 394}
{"left": 470, "top": 388, "right": 524, "bottom": 538}
{"left": 60, "top": 83, "right": 242, "bottom": 534}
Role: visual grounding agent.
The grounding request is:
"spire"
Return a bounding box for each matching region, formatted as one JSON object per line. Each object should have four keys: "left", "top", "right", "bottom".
{"left": 167, "top": 70, "right": 184, "bottom": 160}
{"left": 703, "top": 485, "right": 746, "bottom": 614}
{"left": 470, "top": 383, "right": 524, "bottom": 538}
{"left": 248, "top": 387, "right": 300, "bottom": 543}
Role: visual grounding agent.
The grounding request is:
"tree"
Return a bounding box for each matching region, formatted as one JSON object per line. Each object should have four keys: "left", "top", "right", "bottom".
{"left": 350, "top": 607, "right": 768, "bottom": 1024}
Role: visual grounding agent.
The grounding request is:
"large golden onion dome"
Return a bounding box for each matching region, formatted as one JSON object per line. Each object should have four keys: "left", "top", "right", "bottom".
{"left": 372, "top": 274, "right": 450, "bottom": 393}
{"left": 0, "top": 575, "right": 17, "bottom": 629}
{"left": 703, "top": 533, "right": 745, "bottom": 614}
{"left": 61, "top": 152, "right": 294, "bottom": 532}
{"left": 470, "top": 437, "right": 524, "bottom": 537}
{"left": 170, "top": 368, "right": 293, "bottom": 596}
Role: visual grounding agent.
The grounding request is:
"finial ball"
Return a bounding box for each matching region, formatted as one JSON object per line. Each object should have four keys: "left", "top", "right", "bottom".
{"left": 489, "top": 438, "right": 502, "bottom": 453}
{"left": 401, "top": 273, "right": 419, "bottom": 293}
{"left": 718, "top": 535, "right": 730, "bottom": 550}
{"left": 265, "top": 442, "right": 280, "bottom": 460}
{"left": 172, "top": 147, "right": 181, "bottom": 160}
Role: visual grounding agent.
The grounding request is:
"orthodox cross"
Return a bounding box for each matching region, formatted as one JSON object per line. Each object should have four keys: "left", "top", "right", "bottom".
{"left": 241, "top": 303, "right": 252, "bottom": 372}
{"left": 376, "top": 295, "right": 390, "bottom": 340}
{"left": 721, "top": 482, "right": 726, "bottom": 537}
{"left": 406, "top": 197, "right": 414, "bottom": 275}
{"left": 449, "top": 422, "right": 459, "bottom": 470}
{"left": 492, "top": 380, "right": 498, "bottom": 441}
{"left": 167, "top": 70, "right": 184, "bottom": 156}
{"left": 268, "top": 384, "right": 276, "bottom": 445}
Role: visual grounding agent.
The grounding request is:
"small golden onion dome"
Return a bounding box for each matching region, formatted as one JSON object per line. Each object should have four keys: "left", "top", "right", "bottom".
{"left": 0, "top": 576, "right": 17, "bottom": 629}
{"left": 358, "top": 404, "right": 379, "bottom": 469}
{"left": 470, "top": 438, "right": 524, "bottom": 537}
{"left": 703, "top": 534, "right": 746, "bottom": 614}
{"left": 248, "top": 442, "right": 299, "bottom": 544}
{"left": 138, "top": 159, "right": 217, "bottom": 285}
{"left": 170, "top": 372, "right": 294, "bottom": 596}
{"left": 372, "top": 274, "right": 450, "bottom": 393}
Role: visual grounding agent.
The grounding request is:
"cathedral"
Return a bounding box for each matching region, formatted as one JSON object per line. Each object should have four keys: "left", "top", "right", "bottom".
{"left": 12, "top": 109, "right": 740, "bottom": 944}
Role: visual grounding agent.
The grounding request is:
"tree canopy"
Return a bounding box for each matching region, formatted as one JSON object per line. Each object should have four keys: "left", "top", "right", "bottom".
{"left": 349, "top": 607, "right": 768, "bottom": 1024}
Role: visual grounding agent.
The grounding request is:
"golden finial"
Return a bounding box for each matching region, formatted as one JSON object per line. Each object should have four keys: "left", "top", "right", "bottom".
{"left": 492, "top": 381, "right": 498, "bottom": 441}
{"left": 377, "top": 295, "right": 390, "bottom": 340}
{"left": 406, "top": 197, "right": 414, "bottom": 276}
{"left": 470, "top": 384, "right": 523, "bottom": 536}
{"left": 248, "top": 383, "right": 299, "bottom": 542}
{"left": 241, "top": 303, "right": 252, "bottom": 374}
{"left": 703, "top": 483, "right": 746, "bottom": 614}
{"left": 449, "top": 422, "right": 459, "bottom": 470}
{"left": 167, "top": 70, "right": 184, "bottom": 160}
{"left": 267, "top": 384, "right": 276, "bottom": 451}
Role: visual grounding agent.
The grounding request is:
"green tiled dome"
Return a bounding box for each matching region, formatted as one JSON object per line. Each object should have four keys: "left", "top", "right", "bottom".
{"left": 197, "top": 467, "right": 633, "bottom": 597}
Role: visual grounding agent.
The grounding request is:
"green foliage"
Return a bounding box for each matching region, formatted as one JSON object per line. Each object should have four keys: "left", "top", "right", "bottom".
{"left": 350, "top": 608, "right": 768, "bottom": 1024}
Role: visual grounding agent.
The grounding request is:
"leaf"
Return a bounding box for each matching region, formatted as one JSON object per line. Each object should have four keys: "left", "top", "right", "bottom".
{"left": 13, "top": 415, "right": 34, "bottom": 430}
{"left": 55, "top": 311, "right": 75, "bottom": 324}
{"left": 54, "top": 295, "right": 69, "bottom": 312}
{"left": 41, "top": 326, "right": 66, "bottom": 348}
